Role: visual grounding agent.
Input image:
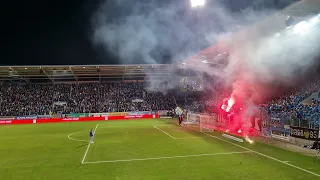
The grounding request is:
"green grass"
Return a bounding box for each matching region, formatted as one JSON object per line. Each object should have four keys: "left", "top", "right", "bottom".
{"left": 0, "top": 119, "right": 319, "bottom": 180}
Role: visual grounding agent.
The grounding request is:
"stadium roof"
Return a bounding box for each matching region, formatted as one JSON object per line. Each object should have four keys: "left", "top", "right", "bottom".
{"left": 183, "top": 0, "right": 320, "bottom": 65}
{"left": 0, "top": 64, "right": 173, "bottom": 83}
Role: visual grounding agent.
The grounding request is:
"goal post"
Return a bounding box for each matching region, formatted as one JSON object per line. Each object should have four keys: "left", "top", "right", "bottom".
{"left": 183, "top": 112, "right": 200, "bottom": 130}
{"left": 199, "top": 114, "right": 216, "bottom": 132}
{"left": 186, "top": 112, "right": 228, "bottom": 132}
{"left": 185, "top": 112, "right": 200, "bottom": 125}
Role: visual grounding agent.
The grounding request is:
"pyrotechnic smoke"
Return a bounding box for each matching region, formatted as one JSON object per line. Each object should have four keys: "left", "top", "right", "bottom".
{"left": 91, "top": 0, "right": 275, "bottom": 91}
{"left": 91, "top": 0, "right": 320, "bottom": 101}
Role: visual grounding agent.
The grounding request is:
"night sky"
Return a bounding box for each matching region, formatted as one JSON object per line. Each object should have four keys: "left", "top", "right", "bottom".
{"left": 2, "top": 0, "right": 297, "bottom": 66}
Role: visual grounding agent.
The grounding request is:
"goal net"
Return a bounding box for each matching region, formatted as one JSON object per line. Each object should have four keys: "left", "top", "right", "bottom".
{"left": 200, "top": 114, "right": 217, "bottom": 132}
{"left": 186, "top": 112, "right": 228, "bottom": 132}
{"left": 185, "top": 112, "right": 200, "bottom": 125}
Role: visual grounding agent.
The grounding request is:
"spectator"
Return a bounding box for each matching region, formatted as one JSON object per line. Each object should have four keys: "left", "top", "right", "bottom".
{"left": 0, "top": 82, "right": 175, "bottom": 116}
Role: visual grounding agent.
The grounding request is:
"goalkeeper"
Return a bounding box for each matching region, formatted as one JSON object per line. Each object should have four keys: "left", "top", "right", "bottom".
{"left": 175, "top": 107, "right": 183, "bottom": 126}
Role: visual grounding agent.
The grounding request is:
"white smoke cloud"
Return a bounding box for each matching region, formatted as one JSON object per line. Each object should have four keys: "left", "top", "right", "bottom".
{"left": 91, "top": 0, "right": 320, "bottom": 100}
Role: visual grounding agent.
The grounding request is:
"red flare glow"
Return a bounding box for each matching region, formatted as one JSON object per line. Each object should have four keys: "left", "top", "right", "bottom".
{"left": 221, "top": 96, "right": 235, "bottom": 112}
{"left": 226, "top": 97, "right": 235, "bottom": 112}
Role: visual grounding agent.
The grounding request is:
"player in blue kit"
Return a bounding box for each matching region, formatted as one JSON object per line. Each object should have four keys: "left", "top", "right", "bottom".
{"left": 89, "top": 129, "right": 94, "bottom": 143}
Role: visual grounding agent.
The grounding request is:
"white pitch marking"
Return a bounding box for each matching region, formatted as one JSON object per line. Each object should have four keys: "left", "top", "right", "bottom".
{"left": 175, "top": 136, "right": 209, "bottom": 140}
{"left": 153, "top": 126, "right": 176, "bottom": 139}
{"left": 81, "top": 124, "right": 99, "bottom": 164}
{"left": 197, "top": 130, "right": 320, "bottom": 178}
{"left": 164, "top": 119, "right": 320, "bottom": 177}
{"left": 83, "top": 151, "right": 252, "bottom": 164}
{"left": 68, "top": 131, "right": 89, "bottom": 143}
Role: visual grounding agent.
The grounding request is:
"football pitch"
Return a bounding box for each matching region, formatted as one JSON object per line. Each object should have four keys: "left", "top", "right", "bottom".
{"left": 0, "top": 119, "right": 319, "bottom": 180}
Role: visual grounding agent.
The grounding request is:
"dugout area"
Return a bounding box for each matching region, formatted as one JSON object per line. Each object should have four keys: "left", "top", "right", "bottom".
{"left": 0, "top": 119, "right": 320, "bottom": 180}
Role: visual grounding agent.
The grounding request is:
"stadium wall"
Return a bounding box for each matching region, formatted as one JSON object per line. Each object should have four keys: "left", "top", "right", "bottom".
{"left": 0, "top": 113, "right": 159, "bottom": 125}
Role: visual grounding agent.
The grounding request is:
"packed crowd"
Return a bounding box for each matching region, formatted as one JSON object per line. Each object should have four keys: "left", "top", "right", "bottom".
{"left": 0, "top": 83, "right": 176, "bottom": 116}
{"left": 266, "top": 81, "right": 320, "bottom": 128}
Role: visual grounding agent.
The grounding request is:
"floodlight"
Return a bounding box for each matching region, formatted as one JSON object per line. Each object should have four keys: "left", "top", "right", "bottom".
{"left": 190, "top": 0, "right": 205, "bottom": 8}
{"left": 293, "top": 21, "right": 309, "bottom": 34}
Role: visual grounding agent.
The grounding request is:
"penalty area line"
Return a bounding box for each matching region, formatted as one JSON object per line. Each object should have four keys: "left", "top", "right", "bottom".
{"left": 166, "top": 119, "right": 320, "bottom": 178}
{"left": 197, "top": 130, "right": 320, "bottom": 178}
{"left": 153, "top": 126, "right": 176, "bottom": 139}
{"left": 83, "top": 151, "right": 252, "bottom": 164}
{"left": 81, "top": 124, "right": 99, "bottom": 164}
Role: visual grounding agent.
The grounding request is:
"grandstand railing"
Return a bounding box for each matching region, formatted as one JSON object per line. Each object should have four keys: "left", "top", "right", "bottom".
{"left": 270, "top": 112, "right": 320, "bottom": 130}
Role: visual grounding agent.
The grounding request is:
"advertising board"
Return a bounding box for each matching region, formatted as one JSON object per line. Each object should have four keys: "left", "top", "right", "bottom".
{"left": 290, "top": 126, "right": 319, "bottom": 140}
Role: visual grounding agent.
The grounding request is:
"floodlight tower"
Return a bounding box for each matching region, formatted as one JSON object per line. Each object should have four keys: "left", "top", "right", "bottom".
{"left": 190, "top": 0, "right": 205, "bottom": 51}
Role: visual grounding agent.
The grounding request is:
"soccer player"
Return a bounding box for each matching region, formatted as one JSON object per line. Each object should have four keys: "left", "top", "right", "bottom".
{"left": 175, "top": 106, "right": 183, "bottom": 126}
{"left": 89, "top": 129, "right": 94, "bottom": 143}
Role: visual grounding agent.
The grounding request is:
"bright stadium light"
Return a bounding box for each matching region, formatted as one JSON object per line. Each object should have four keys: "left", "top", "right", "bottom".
{"left": 190, "top": 0, "right": 205, "bottom": 8}
{"left": 293, "top": 21, "right": 309, "bottom": 34}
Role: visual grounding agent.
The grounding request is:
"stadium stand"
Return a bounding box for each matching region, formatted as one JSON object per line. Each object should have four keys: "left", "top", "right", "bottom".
{"left": 266, "top": 80, "right": 320, "bottom": 129}
{"left": 0, "top": 83, "right": 176, "bottom": 116}
{"left": 0, "top": 65, "right": 176, "bottom": 116}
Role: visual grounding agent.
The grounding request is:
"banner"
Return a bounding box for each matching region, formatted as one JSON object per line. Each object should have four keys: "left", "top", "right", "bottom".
{"left": 128, "top": 111, "right": 155, "bottom": 115}
{"left": 132, "top": 99, "right": 144, "bottom": 103}
{"left": 1, "top": 114, "right": 159, "bottom": 125}
{"left": 89, "top": 113, "right": 109, "bottom": 117}
{"left": 290, "top": 126, "right": 319, "bottom": 140}
{"left": 16, "top": 116, "right": 38, "bottom": 120}
{"left": 62, "top": 118, "right": 79, "bottom": 121}
{"left": 53, "top": 101, "right": 67, "bottom": 106}
{"left": 259, "top": 117, "right": 268, "bottom": 138}
{"left": 88, "top": 112, "right": 136, "bottom": 117}
{"left": 0, "top": 120, "right": 34, "bottom": 125}
{"left": 107, "top": 112, "right": 129, "bottom": 116}
{"left": 211, "top": 113, "right": 229, "bottom": 129}
{"left": 271, "top": 129, "right": 290, "bottom": 141}
{"left": 64, "top": 113, "right": 88, "bottom": 118}
{"left": 0, "top": 116, "right": 15, "bottom": 120}
{"left": 37, "top": 115, "right": 52, "bottom": 119}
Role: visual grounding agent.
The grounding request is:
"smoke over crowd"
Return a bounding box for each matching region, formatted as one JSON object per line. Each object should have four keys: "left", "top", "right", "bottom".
{"left": 91, "top": 0, "right": 320, "bottom": 109}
